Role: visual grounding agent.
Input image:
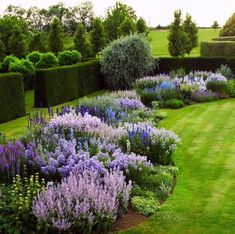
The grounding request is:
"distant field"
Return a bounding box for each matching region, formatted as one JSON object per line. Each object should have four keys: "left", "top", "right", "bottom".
{"left": 149, "top": 29, "right": 220, "bottom": 57}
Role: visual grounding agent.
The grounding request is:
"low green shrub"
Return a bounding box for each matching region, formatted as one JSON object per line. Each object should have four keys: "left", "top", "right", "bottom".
{"left": 131, "top": 196, "right": 159, "bottom": 216}
{"left": 26, "top": 51, "right": 42, "bottom": 64}
{"left": 206, "top": 81, "right": 228, "bottom": 96}
{"left": 212, "top": 36, "right": 235, "bottom": 41}
{"left": 1, "top": 55, "right": 18, "bottom": 72}
{"left": 227, "top": 80, "right": 235, "bottom": 97}
{"left": 0, "top": 73, "right": 25, "bottom": 123}
{"left": 35, "top": 52, "right": 58, "bottom": 69}
{"left": 58, "top": 50, "right": 82, "bottom": 66}
{"left": 216, "top": 64, "right": 234, "bottom": 80}
{"left": 169, "top": 68, "right": 186, "bottom": 78}
{"left": 200, "top": 41, "right": 235, "bottom": 57}
{"left": 164, "top": 99, "right": 184, "bottom": 109}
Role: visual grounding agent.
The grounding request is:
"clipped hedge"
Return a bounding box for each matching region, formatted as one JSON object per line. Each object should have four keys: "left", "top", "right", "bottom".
{"left": 35, "top": 60, "right": 104, "bottom": 107}
{"left": 156, "top": 57, "right": 235, "bottom": 74}
{"left": 212, "top": 37, "right": 235, "bottom": 41}
{"left": 200, "top": 41, "right": 235, "bottom": 57}
{"left": 0, "top": 73, "right": 25, "bottom": 123}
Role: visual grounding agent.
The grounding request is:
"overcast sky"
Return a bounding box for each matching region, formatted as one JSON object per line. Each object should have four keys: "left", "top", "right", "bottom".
{"left": 0, "top": 0, "right": 234, "bottom": 27}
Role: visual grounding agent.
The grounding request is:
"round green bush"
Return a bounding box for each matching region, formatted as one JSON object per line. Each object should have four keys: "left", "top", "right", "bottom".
{"left": 26, "top": 51, "right": 42, "bottom": 64}
{"left": 35, "top": 52, "right": 58, "bottom": 69}
{"left": 164, "top": 99, "right": 184, "bottom": 109}
{"left": 100, "top": 34, "right": 155, "bottom": 90}
{"left": 227, "top": 80, "right": 235, "bottom": 97}
{"left": 2, "top": 55, "right": 18, "bottom": 72}
{"left": 58, "top": 50, "right": 82, "bottom": 66}
{"left": 9, "top": 59, "right": 35, "bottom": 77}
{"left": 216, "top": 64, "right": 234, "bottom": 80}
{"left": 206, "top": 81, "right": 228, "bottom": 97}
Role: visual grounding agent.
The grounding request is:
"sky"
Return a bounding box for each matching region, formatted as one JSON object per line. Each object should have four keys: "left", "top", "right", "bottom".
{"left": 0, "top": 0, "right": 234, "bottom": 27}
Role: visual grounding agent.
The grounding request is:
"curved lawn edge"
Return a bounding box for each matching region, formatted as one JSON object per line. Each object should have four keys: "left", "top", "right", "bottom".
{"left": 120, "top": 99, "right": 235, "bottom": 234}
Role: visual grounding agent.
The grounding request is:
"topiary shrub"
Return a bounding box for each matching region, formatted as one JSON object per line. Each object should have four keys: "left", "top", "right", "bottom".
{"left": 58, "top": 50, "right": 82, "bottom": 66}
{"left": 100, "top": 34, "right": 155, "bottom": 90}
{"left": 26, "top": 51, "right": 42, "bottom": 64}
{"left": 35, "top": 52, "right": 58, "bottom": 69}
{"left": 206, "top": 81, "right": 228, "bottom": 97}
{"left": 1, "top": 55, "right": 18, "bottom": 72}
{"left": 216, "top": 64, "right": 234, "bottom": 80}
{"left": 9, "top": 59, "right": 35, "bottom": 90}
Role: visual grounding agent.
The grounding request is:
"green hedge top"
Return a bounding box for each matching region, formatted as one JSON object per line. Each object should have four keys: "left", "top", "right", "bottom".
{"left": 0, "top": 73, "right": 25, "bottom": 124}
{"left": 34, "top": 60, "right": 104, "bottom": 107}
{"left": 212, "top": 36, "right": 235, "bottom": 41}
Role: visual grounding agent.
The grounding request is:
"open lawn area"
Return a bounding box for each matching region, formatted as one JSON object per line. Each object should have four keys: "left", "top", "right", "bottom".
{"left": 122, "top": 99, "right": 235, "bottom": 233}
{"left": 150, "top": 29, "right": 220, "bottom": 57}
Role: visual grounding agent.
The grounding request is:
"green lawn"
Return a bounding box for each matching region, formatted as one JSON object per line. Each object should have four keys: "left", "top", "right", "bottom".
{"left": 122, "top": 99, "right": 235, "bottom": 234}
{"left": 0, "top": 89, "right": 106, "bottom": 139}
{"left": 150, "top": 29, "right": 220, "bottom": 57}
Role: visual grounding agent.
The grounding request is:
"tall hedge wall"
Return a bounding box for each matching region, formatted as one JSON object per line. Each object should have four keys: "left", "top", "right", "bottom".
{"left": 156, "top": 57, "right": 235, "bottom": 74}
{"left": 34, "top": 60, "right": 104, "bottom": 107}
{"left": 0, "top": 73, "right": 25, "bottom": 124}
{"left": 200, "top": 41, "right": 235, "bottom": 57}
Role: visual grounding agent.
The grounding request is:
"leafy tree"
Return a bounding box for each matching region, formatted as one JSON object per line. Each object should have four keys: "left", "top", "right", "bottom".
{"left": 212, "top": 21, "right": 219, "bottom": 30}
{"left": 48, "top": 17, "right": 64, "bottom": 54}
{"left": 90, "top": 18, "right": 106, "bottom": 55}
{"left": 104, "top": 2, "right": 137, "bottom": 41}
{"left": 136, "top": 17, "right": 149, "bottom": 34}
{"left": 8, "top": 29, "right": 27, "bottom": 57}
{"left": 0, "top": 16, "right": 30, "bottom": 55}
{"left": 220, "top": 13, "right": 235, "bottom": 36}
{"left": 168, "top": 10, "right": 189, "bottom": 57}
{"left": 74, "top": 23, "right": 91, "bottom": 58}
{"left": 183, "top": 14, "right": 198, "bottom": 55}
{"left": 0, "top": 34, "right": 6, "bottom": 60}
{"left": 118, "top": 18, "right": 136, "bottom": 36}
{"left": 29, "top": 32, "right": 47, "bottom": 52}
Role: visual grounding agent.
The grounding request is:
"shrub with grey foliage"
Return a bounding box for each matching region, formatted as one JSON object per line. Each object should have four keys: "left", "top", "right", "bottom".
{"left": 100, "top": 34, "right": 155, "bottom": 90}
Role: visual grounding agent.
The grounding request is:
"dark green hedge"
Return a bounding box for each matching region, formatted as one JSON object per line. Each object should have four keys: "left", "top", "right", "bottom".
{"left": 156, "top": 57, "right": 235, "bottom": 74}
{"left": 24, "top": 74, "right": 35, "bottom": 91}
{"left": 0, "top": 73, "right": 25, "bottom": 123}
{"left": 35, "top": 60, "right": 104, "bottom": 107}
{"left": 200, "top": 41, "right": 235, "bottom": 57}
{"left": 212, "top": 37, "right": 235, "bottom": 41}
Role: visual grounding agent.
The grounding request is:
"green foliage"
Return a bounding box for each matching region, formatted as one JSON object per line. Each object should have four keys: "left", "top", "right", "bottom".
{"left": 9, "top": 59, "right": 35, "bottom": 77}
{"left": 227, "top": 80, "right": 235, "bottom": 97}
{"left": 118, "top": 17, "right": 136, "bottom": 36}
{"left": 168, "top": 10, "right": 189, "bottom": 57}
{"left": 136, "top": 17, "right": 149, "bottom": 35}
{"left": 90, "top": 18, "right": 106, "bottom": 55}
{"left": 164, "top": 99, "right": 184, "bottom": 109}
{"left": 26, "top": 51, "right": 42, "bottom": 64}
{"left": 212, "top": 36, "right": 235, "bottom": 41}
{"left": 0, "top": 173, "right": 44, "bottom": 233}
{"left": 35, "top": 52, "right": 59, "bottom": 69}
{"left": 1, "top": 55, "right": 18, "bottom": 72}
{"left": 0, "top": 34, "right": 5, "bottom": 60}
{"left": 212, "top": 21, "right": 220, "bottom": 30}
{"left": 206, "top": 81, "right": 228, "bottom": 97}
{"left": 104, "top": 1, "right": 137, "bottom": 41}
{"left": 200, "top": 41, "right": 235, "bottom": 57}
{"left": 34, "top": 60, "right": 104, "bottom": 107}
{"left": 0, "top": 73, "right": 25, "bottom": 123}
{"left": 131, "top": 196, "right": 159, "bottom": 216}
{"left": 216, "top": 64, "right": 234, "bottom": 80}
{"left": 169, "top": 68, "right": 186, "bottom": 78}
{"left": 220, "top": 13, "right": 235, "bottom": 36}
{"left": 74, "top": 23, "right": 91, "bottom": 58}
{"left": 8, "top": 29, "right": 28, "bottom": 58}
{"left": 29, "top": 32, "right": 47, "bottom": 52}
{"left": 157, "top": 57, "right": 235, "bottom": 74}
{"left": 100, "top": 34, "right": 155, "bottom": 90}
{"left": 183, "top": 14, "right": 198, "bottom": 55}
{"left": 48, "top": 18, "right": 64, "bottom": 54}
{"left": 58, "top": 50, "right": 82, "bottom": 65}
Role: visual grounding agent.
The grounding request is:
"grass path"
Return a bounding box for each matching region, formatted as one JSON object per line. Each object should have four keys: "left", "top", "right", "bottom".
{"left": 122, "top": 99, "right": 235, "bottom": 234}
